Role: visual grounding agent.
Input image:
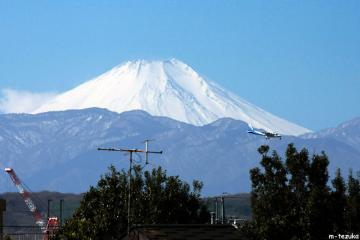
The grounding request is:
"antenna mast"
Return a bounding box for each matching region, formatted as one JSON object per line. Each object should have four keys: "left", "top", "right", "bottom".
{"left": 98, "top": 140, "right": 162, "bottom": 234}
{"left": 143, "top": 139, "right": 162, "bottom": 164}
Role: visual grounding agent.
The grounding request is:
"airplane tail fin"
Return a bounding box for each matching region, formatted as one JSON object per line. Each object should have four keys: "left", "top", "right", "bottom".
{"left": 248, "top": 123, "right": 254, "bottom": 131}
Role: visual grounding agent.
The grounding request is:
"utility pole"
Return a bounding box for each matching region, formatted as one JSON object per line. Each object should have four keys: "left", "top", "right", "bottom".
{"left": 220, "top": 192, "right": 228, "bottom": 224}
{"left": 98, "top": 141, "right": 162, "bottom": 235}
{"left": 47, "top": 199, "right": 52, "bottom": 221}
{"left": 221, "top": 196, "right": 225, "bottom": 224}
{"left": 214, "top": 198, "right": 219, "bottom": 223}
{"left": 59, "top": 199, "right": 64, "bottom": 227}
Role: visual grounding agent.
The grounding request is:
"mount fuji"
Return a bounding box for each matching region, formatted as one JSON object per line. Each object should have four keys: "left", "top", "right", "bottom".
{"left": 33, "top": 59, "right": 310, "bottom": 136}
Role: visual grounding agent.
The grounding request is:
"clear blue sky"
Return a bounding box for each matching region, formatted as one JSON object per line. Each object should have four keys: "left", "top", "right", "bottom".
{"left": 0, "top": 1, "right": 359, "bottom": 131}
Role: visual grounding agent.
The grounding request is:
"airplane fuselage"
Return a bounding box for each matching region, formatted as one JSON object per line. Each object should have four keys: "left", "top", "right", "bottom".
{"left": 247, "top": 128, "right": 282, "bottom": 140}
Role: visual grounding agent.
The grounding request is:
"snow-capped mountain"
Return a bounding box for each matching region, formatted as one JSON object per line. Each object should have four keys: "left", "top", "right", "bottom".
{"left": 33, "top": 59, "right": 310, "bottom": 136}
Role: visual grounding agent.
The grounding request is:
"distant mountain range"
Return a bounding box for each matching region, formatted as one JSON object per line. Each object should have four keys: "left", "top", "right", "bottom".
{"left": 1, "top": 108, "right": 359, "bottom": 196}
{"left": 1, "top": 59, "right": 358, "bottom": 195}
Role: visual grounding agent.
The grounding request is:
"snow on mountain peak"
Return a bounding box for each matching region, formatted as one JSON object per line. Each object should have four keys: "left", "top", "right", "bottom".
{"left": 33, "top": 59, "right": 310, "bottom": 135}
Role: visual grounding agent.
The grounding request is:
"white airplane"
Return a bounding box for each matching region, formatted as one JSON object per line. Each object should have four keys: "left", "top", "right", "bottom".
{"left": 247, "top": 123, "right": 282, "bottom": 140}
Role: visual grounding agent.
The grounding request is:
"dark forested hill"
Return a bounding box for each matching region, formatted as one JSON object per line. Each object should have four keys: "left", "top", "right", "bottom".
{"left": 0, "top": 192, "right": 82, "bottom": 226}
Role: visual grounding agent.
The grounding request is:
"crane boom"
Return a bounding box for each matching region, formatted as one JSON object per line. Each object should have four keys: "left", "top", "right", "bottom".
{"left": 4, "top": 168, "right": 45, "bottom": 228}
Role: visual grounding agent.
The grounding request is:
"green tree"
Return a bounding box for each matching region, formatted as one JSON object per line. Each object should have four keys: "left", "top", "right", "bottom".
{"left": 285, "top": 144, "right": 310, "bottom": 239}
{"left": 306, "top": 152, "right": 332, "bottom": 239}
{"left": 250, "top": 145, "right": 291, "bottom": 239}
{"left": 346, "top": 170, "right": 360, "bottom": 232}
{"left": 247, "top": 144, "right": 359, "bottom": 240}
{"left": 330, "top": 169, "right": 347, "bottom": 234}
{"left": 54, "top": 165, "right": 209, "bottom": 239}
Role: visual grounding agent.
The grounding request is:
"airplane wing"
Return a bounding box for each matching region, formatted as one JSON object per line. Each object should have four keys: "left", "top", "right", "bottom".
{"left": 248, "top": 123, "right": 254, "bottom": 131}
{"left": 256, "top": 131, "right": 266, "bottom": 136}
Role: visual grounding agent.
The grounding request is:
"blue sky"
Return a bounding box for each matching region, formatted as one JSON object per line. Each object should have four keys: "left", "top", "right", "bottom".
{"left": 0, "top": 1, "right": 359, "bottom": 131}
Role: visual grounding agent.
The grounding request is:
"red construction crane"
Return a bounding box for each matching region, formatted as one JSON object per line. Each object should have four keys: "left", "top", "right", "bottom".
{"left": 4, "top": 168, "right": 59, "bottom": 239}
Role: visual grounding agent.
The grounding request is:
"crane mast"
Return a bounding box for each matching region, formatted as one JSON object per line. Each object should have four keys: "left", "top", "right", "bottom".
{"left": 4, "top": 168, "right": 45, "bottom": 228}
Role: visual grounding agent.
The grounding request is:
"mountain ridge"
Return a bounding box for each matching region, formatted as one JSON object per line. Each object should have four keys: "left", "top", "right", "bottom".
{"left": 1, "top": 108, "right": 358, "bottom": 195}
{"left": 33, "top": 59, "right": 310, "bottom": 136}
